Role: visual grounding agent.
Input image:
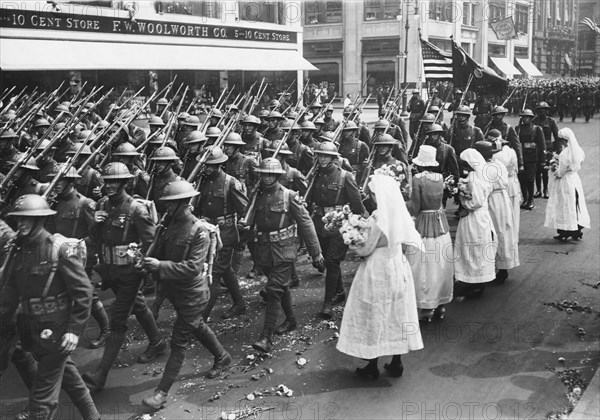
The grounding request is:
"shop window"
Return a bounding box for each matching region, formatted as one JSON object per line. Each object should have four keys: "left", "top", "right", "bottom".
{"left": 362, "top": 38, "right": 400, "bottom": 56}
{"left": 514, "top": 47, "right": 528, "bottom": 58}
{"left": 239, "top": 1, "right": 285, "bottom": 24}
{"left": 488, "top": 44, "right": 506, "bottom": 56}
{"left": 154, "top": 1, "right": 221, "bottom": 18}
{"left": 366, "top": 61, "right": 395, "bottom": 94}
{"left": 305, "top": 1, "right": 342, "bottom": 25}
{"left": 428, "top": 0, "right": 454, "bottom": 23}
{"left": 364, "top": 0, "right": 401, "bottom": 21}
{"left": 429, "top": 38, "right": 452, "bottom": 52}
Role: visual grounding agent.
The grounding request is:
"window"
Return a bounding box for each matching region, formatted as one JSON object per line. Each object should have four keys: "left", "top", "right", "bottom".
{"left": 428, "top": 0, "right": 454, "bottom": 23}
{"left": 514, "top": 47, "right": 528, "bottom": 58}
{"left": 429, "top": 38, "right": 452, "bottom": 52}
{"left": 154, "top": 1, "right": 221, "bottom": 18}
{"left": 515, "top": 4, "right": 529, "bottom": 33}
{"left": 536, "top": 0, "right": 543, "bottom": 30}
{"left": 364, "top": 0, "right": 401, "bottom": 21}
{"left": 362, "top": 38, "right": 400, "bottom": 56}
{"left": 462, "top": 2, "right": 474, "bottom": 26}
{"left": 461, "top": 42, "right": 472, "bottom": 56}
{"left": 578, "top": 30, "right": 596, "bottom": 51}
{"left": 239, "top": 1, "right": 284, "bottom": 24}
{"left": 304, "top": 41, "right": 344, "bottom": 57}
{"left": 488, "top": 0, "right": 506, "bottom": 25}
{"left": 488, "top": 44, "right": 506, "bottom": 56}
{"left": 305, "top": 1, "right": 342, "bottom": 25}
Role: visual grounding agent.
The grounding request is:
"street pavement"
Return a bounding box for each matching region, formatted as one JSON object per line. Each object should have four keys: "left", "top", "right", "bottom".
{"left": 1, "top": 114, "right": 598, "bottom": 420}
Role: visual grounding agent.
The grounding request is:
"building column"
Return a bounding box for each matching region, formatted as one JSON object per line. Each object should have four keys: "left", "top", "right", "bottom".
{"left": 342, "top": 1, "right": 362, "bottom": 96}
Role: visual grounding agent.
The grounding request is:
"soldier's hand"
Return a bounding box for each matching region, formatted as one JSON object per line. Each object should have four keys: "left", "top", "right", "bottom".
{"left": 237, "top": 222, "right": 250, "bottom": 232}
{"left": 94, "top": 210, "right": 108, "bottom": 223}
{"left": 60, "top": 333, "right": 79, "bottom": 355}
{"left": 92, "top": 186, "right": 103, "bottom": 198}
{"left": 142, "top": 257, "right": 160, "bottom": 272}
{"left": 312, "top": 254, "right": 325, "bottom": 273}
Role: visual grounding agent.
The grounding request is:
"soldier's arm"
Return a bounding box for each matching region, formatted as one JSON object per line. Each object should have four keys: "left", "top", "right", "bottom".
{"left": 136, "top": 171, "right": 151, "bottom": 198}
{"left": 509, "top": 126, "right": 523, "bottom": 167}
{"left": 448, "top": 147, "right": 460, "bottom": 179}
{"left": 58, "top": 242, "right": 93, "bottom": 336}
{"left": 344, "top": 172, "right": 366, "bottom": 215}
{"left": 229, "top": 178, "right": 249, "bottom": 216}
{"left": 82, "top": 197, "right": 97, "bottom": 252}
{"left": 133, "top": 203, "right": 156, "bottom": 252}
{"left": 292, "top": 170, "right": 308, "bottom": 196}
{"left": 300, "top": 146, "right": 315, "bottom": 175}
{"left": 550, "top": 119, "right": 559, "bottom": 143}
{"left": 158, "top": 226, "right": 209, "bottom": 280}
{"left": 535, "top": 127, "right": 546, "bottom": 163}
{"left": 474, "top": 127, "right": 485, "bottom": 143}
{"left": 288, "top": 192, "right": 321, "bottom": 257}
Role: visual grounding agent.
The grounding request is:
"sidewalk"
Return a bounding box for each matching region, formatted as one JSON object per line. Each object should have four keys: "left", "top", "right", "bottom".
{"left": 569, "top": 366, "right": 600, "bottom": 420}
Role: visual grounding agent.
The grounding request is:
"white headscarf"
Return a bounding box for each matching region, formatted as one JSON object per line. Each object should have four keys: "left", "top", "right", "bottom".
{"left": 368, "top": 174, "right": 421, "bottom": 254}
{"left": 460, "top": 148, "right": 487, "bottom": 181}
{"left": 558, "top": 127, "right": 585, "bottom": 172}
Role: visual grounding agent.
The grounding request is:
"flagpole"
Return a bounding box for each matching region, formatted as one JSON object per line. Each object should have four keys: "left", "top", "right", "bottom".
{"left": 400, "top": 0, "right": 411, "bottom": 117}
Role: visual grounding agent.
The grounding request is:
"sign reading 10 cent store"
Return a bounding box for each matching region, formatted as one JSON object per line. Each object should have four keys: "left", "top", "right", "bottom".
{"left": 1, "top": 9, "right": 297, "bottom": 43}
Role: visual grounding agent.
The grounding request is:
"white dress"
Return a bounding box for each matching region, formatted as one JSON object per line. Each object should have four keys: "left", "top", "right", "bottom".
{"left": 454, "top": 175, "right": 498, "bottom": 284}
{"left": 493, "top": 146, "right": 521, "bottom": 240}
{"left": 545, "top": 150, "right": 591, "bottom": 231}
{"left": 486, "top": 160, "right": 519, "bottom": 270}
{"left": 337, "top": 215, "right": 424, "bottom": 359}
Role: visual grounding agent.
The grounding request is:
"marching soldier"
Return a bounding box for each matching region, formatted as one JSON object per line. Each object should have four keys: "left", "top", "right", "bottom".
{"left": 338, "top": 121, "right": 369, "bottom": 184}
{"left": 284, "top": 121, "right": 314, "bottom": 176}
{"left": 581, "top": 86, "right": 594, "bottom": 122}
{"left": 322, "top": 105, "right": 339, "bottom": 132}
{"left": 1, "top": 129, "right": 23, "bottom": 175}
{"left": 372, "top": 134, "right": 405, "bottom": 171}
{"left": 531, "top": 102, "right": 559, "bottom": 199}
{"left": 515, "top": 109, "right": 545, "bottom": 210}
{"left": 155, "top": 98, "right": 172, "bottom": 123}
{"left": 181, "top": 131, "right": 207, "bottom": 180}
{"left": 205, "top": 126, "right": 222, "bottom": 146}
{"left": 249, "top": 158, "right": 324, "bottom": 353}
{"left": 35, "top": 140, "right": 60, "bottom": 183}
{"left": 568, "top": 87, "right": 580, "bottom": 122}
{"left": 472, "top": 93, "right": 493, "bottom": 130}
{"left": 342, "top": 105, "right": 372, "bottom": 146}
{"left": 306, "top": 142, "right": 365, "bottom": 319}
{"left": 557, "top": 87, "right": 569, "bottom": 122}
{"left": 264, "top": 111, "right": 285, "bottom": 141}
{"left": 141, "top": 180, "right": 231, "bottom": 410}
{"left": 372, "top": 119, "right": 408, "bottom": 165}
{"left": 44, "top": 165, "right": 110, "bottom": 350}
{"left": 450, "top": 105, "right": 484, "bottom": 158}
{"left": 407, "top": 89, "right": 426, "bottom": 140}
{"left": 223, "top": 133, "right": 259, "bottom": 195}
{"left": 299, "top": 121, "right": 320, "bottom": 150}
{"left": 66, "top": 144, "right": 104, "bottom": 200}
{"left": 111, "top": 142, "right": 151, "bottom": 198}
{"left": 194, "top": 147, "right": 249, "bottom": 321}
{"left": 0, "top": 195, "right": 99, "bottom": 420}
{"left": 487, "top": 106, "right": 523, "bottom": 170}
{"left": 241, "top": 114, "right": 269, "bottom": 159}
{"left": 147, "top": 147, "right": 182, "bottom": 214}
{"left": 83, "top": 162, "right": 167, "bottom": 392}
{"left": 423, "top": 124, "right": 460, "bottom": 205}
{"left": 408, "top": 113, "right": 435, "bottom": 159}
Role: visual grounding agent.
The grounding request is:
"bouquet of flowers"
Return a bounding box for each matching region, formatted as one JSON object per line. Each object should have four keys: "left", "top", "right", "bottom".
{"left": 322, "top": 205, "right": 370, "bottom": 247}
{"left": 444, "top": 175, "right": 458, "bottom": 197}
{"left": 545, "top": 152, "right": 560, "bottom": 173}
{"left": 126, "top": 242, "right": 144, "bottom": 268}
{"left": 374, "top": 163, "right": 410, "bottom": 199}
{"left": 457, "top": 177, "right": 472, "bottom": 200}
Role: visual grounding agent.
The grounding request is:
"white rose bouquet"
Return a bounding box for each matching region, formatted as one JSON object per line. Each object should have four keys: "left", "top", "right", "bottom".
{"left": 323, "top": 205, "right": 370, "bottom": 247}
{"left": 457, "top": 177, "right": 472, "bottom": 200}
{"left": 322, "top": 205, "right": 351, "bottom": 232}
{"left": 373, "top": 163, "right": 410, "bottom": 199}
{"left": 545, "top": 152, "right": 560, "bottom": 173}
{"left": 444, "top": 175, "right": 458, "bottom": 197}
{"left": 126, "top": 242, "right": 144, "bottom": 268}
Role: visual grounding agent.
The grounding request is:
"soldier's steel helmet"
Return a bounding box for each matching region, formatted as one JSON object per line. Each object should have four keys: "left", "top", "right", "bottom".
{"left": 7, "top": 194, "right": 56, "bottom": 217}
{"left": 160, "top": 180, "right": 199, "bottom": 201}
{"left": 223, "top": 133, "right": 246, "bottom": 146}
{"left": 374, "top": 119, "right": 390, "bottom": 130}
{"left": 186, "top": 131, "right": 207, "bottom": 144}
{"left": 101, "top": 162, "right": 134, "bottom": 180}
{"left": 183, "top": 115, "right": 201, "bottom": 127}
{"left": 112, "top": 142, "right": 139, "bottom": 156}
{"left": 455, "top": 105, "right": 471, "bottom": 115}
{"left": 374, "top": 134, "right": 397, "bottom": 145}
{"left": 519, "top": 109, "right": 535, "bottom": 117}
{"left": 150, "top": 147, "right": 179, "bottom": 161}
{"left": 420, "top": 113, "right": 436, "bottom": 123}
{"left": 255, "top": 157, "right": 285, "bottom": 174}
{"left": 203, "top": 146, "right": 228, "bottom": 165}
{"left": 427, "top": 124, "right": 445, "bottom": 134}
{"left": 48, "top": 164, "right": 81, "bottom": 179}
{"left": 314, "top": 141, "right": 339, "bottom": 156}
{"left": 206, "top": 127, "right": 222, "bottom": 138}
{"left": 266, "top": 140, "right": 293, "bottom": 155}
{"left": 343, "top": 121, "right": 359, "bottom": 131}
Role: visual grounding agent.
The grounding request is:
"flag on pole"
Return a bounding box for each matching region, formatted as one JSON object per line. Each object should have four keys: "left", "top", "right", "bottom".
{"left": 420, "top": 37, "right": 453, "bottom": 82}
{"left": 452, "top": 39, "right": 508, "bottom": 97}
{"left": 546, "top": 2, "right": 551, "bottom": 20}
{"left": 490, "top": 16, "right": 518, "bottom": 40}
{"left": 581, "top": 17, "right": 600, "bottom": 35}
{"left": 556, "top": 0, "right": 561, "bottom": 21}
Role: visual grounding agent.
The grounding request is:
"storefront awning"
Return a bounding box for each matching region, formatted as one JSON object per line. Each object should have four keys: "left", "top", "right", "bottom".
{"left": 489, "top": 57, "right": 522, "bottom": 76}
{"left": 0, "top": 38, "right": 317, "bottom": 71}
{"left": 516, "top": 58, "right": 543, "bottom": 77}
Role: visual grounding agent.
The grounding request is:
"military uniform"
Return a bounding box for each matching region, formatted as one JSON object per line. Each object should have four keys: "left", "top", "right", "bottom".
{"left": 242, "top": 131, "right": 269, "bottom": 160}
{"left": 307, "top": 161, "right": 365, "bottom": 316}
{"left": 338, "top": 136, "right": 369, "bottom": 184}
{"left": 451, "top": 123, "right": 484, "bottom": 157}
{"left": 126, "top": 165, "right": 151, "bottom": 198}
{"left": 568, "top": 89, "right": 580, "bottom": 122}
{"left": 407, "top": 94, "right": 426, "bottom": 140}
{"left": 557, "top": 89, "right": 569, "bottom": 122}
{"left": 75, "top": 166, "right": 103, "bottom": 200}
{"left": 472, "top": 97, "right": 492, "bottom": 130}
{"left": 195, "top": 168, "right": 248, "bottom": 319}
{"left": 581, "top": 88, "right": 594, "bottom": 122}
{"left": 264, "top": 126, "right": 284, "bottom": 142}
{"left": 225, "top": 151, "right": 258, "bottom": 196}
{"left": 287, "top": 140, "right": 314, "bottom": 176}
{"left": 516, "top": 122, "right": 545, "bottom": 207}
{"left": 251, "top": 177, "right": 321, "bottom": 348}
{"left": 0, "top": 208, "right": 98, "bottom": 420}
{"left": 531, "top": 113, "right": 558, "bottom": 197}
{"left": 488, "top": 120, "right": 523, "bottom": 168}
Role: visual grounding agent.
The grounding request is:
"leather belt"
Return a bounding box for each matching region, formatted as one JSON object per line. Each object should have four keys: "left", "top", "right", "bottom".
{"left": 21, "top": 292, "right": 70, "bottom": 316}
{"left": 256, "top": 224, "right": 297, "bottom": 243}
{"left": 314, "top": 205, "right": 344, "bottom": 217}
{"left": 203, "top": 214, "right": 236, "bottom": 228}
{"left": 101, "top": 244, "right": 131, "bottom": 266}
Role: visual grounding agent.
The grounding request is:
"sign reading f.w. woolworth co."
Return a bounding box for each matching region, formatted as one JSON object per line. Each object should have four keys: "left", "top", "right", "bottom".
{"left": 0, "top": 8, "right": 297, "bottom": 43}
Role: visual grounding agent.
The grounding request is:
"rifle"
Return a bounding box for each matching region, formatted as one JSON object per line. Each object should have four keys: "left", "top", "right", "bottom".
{"left": 482, "top": 88, "right": 517, "bottom": 136}
{"left": 240, "top": 110, "right": 306, "bottom": 226}
{"left": 0, "top": 235, "right": 19, "bottom": 292}
{"left": 294, "top": 78, "right": 310, "bottom": 113}
{"left": 248, "top": 80, "right": 268, "bottom": 116}
{"left": 0, "top": 86, "right": 16, "bottom": 105}
{"left": 407, "top": 95, "right": 433, "bottom": 161}
{"left": 185, "top": 85, "right": 204, "bottom": 114}
{"left": 199, "top": 88, "right": 229, "bottom": 133}
{"left": 159, "top": 83, "right": 184, "bottom": 120}
{"left": 216, "top": 85, "right": 235, "bottom": 111}
{"left": 42, "top": 157, "right": 74, "bottom": 201}
{"left": 116, "top": 86, "right": 145, "bottom": 111}
{"left": 0, "top": 86, "right": 28, "bottom": 116}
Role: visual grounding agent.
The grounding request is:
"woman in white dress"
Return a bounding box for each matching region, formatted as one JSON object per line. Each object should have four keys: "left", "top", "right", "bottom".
{"left": 337, "top": 174, "right": 423, "bottom": 379}
{"left": 476, "top": 138, "right": 520, "bottom": 284}
{"left": 407, "top": 145, "right": 453, "bottom": 322}
{"left": 544, "top": 127, "right": 590, "bottom": 240}
{"left": 453, "top": 148, "right": 498, "bottom": 299}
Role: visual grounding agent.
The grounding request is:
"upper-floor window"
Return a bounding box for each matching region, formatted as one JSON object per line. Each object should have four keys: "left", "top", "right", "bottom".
{"left": 428, "top": 0, "right": 454, "bottom": 23}
{"left": 488, "top": 0, "right": 506, "bottom": 25}
{"left": 362, "top": 38, "right": 400, "bottom": 55}
{"left": 462, "top": 2, "right": 474, "bottom": 26}
{"left": 154, "top": 1, "right": 221, "bottom": 19}
{"left": 239, "top": 1, "right": 285, "bottom": 24}
{"left": 364, "top": 0, "right": 400, "bottom": 21}
{"left": 305, "top": 1, "right": 342, "bottom": 25}
{"left": 515, "top": 4, "right": 529, "bottom": 33}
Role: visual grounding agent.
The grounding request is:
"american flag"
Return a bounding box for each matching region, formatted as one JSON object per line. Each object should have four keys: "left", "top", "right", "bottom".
{"left": 420, "top": 38, "right": 453, "bottom": 82}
